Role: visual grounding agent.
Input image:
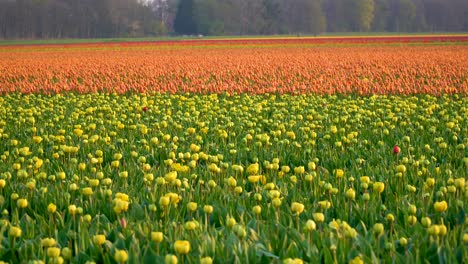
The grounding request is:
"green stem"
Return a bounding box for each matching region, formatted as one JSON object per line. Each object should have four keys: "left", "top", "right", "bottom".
{"left": 73, "top": 215, "right": 78, "bottom": 254}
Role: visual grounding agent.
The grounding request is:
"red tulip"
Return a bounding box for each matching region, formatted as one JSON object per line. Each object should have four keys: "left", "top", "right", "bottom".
{"left": 393, "top": 145, "right": 401, "bottom": 155}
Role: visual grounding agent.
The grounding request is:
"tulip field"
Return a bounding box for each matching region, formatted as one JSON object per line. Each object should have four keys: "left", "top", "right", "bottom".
{"left": 0, "top": 36, "right": 467, "bottom": 263}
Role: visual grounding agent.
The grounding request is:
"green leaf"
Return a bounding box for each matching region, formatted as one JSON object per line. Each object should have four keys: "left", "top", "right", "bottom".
{"left": 75, "top": 252, "right": 92, "bottom": 263}
{"left": 143, "top": 253, "right": 164, "bottom": 264}
{"left": 114, "top": 238, "right": 126, "bottom": 250}
{"left": 322, "top": 247, "right": 333, "bottom": 264}
{"left": 438, "top": 247, "right": 447, "bottom": 264}
{"left": 455, "top": 247, "right": 463, "bottom": 264}
{"left": 129, "top": 203, "right": 145, "bottom": 220}
{"left": 456, "top": 208, "right": 465, "bottom": 225}
{"left": 255, "top": 243, "right": 279, "bottom": 259}
{"left": 58, "top": 228, "right": 69, "bottom": 247}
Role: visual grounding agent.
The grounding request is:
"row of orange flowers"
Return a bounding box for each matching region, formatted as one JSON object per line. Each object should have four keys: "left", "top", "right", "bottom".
{"left": 2, "top": 35, "right": 468, "bottom": 49}
{"left": 1, "top": 40, "right": 467, "bottom": 95}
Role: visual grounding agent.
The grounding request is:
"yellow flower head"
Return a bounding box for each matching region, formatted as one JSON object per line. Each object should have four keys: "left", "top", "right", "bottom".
{"left": 428, "top": 225, "right": 440, "bottom": 236}
{"left": 439, "top": 224, "right": 447, "bottom": 236}
{"left": 308, "top": 162, "right": 316, "bottom": 171}
{"left": 318, "top": 200, "right": 331, "bottom": 210}
{"left": 165, "top": 171, "right": 178, "bottom": 183}
{"left": 9, "top": 226, "right": 22, "bottom": 238}
{"left": 373, "top": 223, "right": 384, "bottom": 236}
{"left": 433, "top": 201, "right": 448, "bottom": 212}
{"left": 360, "top": 176, "right": 370, "bottom": 184}
{"left": 226, "top": 217, "right": 237, "bottom": 228}
{"left": 174, "top": 240, "right": 191, "bottom": 255}
{"left": 73, "top": 128, "right": 83, "bottom": 137}
{"left": 33, "top": 136, "right": 43, "bottom": 144}
{"left": 386, "top": 214, "right": 395, "bottom": 222}
{"left": 304, "top": 220, "right": 316, "bottom": 232}
{"left": 291, "top": 202, "right": 305, "bottom": 215}
{"left": 399, "top": 237, "right": 408, "bottom": 247}
{"left": 165, "top": 254, "right": 178, "bottom": 264}
{"left": 283, "top": 258, "right": 303, "bottom": 264}
{"left": 396, "top": 165, "right": 406, "bottom": 173}
{"left": 373, "top": 182, "right": 385, "bottom": 194}
{"left": 89, "top": 179, "right": 100, "bottom": 187}
{"left": 294, "top": 166, "right": 305, "bottom": 175}
{"left": 187, "top": 202, "right": 197, "bottom": 212}
{"left": 159, "top": 196, "right": 170, "bottom": 207}
{"left": 184, "top": 221, "right": 198, "bottom": 231}
{"left": 227, "top": 177, "right": 237, "bottom": 187}
{"left": 272, "top": 198, "right": 282, "bottom": 208}
{"left": 151, "top": 232, "right": 164, "bottom": 243}
{"left": 114, "top": 250, "right": 128, "bottom": 263}
{"left": 203, "top": 205, "right": 214, "bottom": 214}
{"left": 248, "top": 175, "right": 260, "bottom": 184}
{"left": 454, "top": 178, "right": 465, "bottom": 189}
{"left": 349, "top": 256, "right": 363, "bottom": 264}
{"left": 313, "top": 212, "right": 325, "bottom": 223}
{"left": 252, "top": 205, "right": 262, "bottom": 215}
{"left": 346, "top": 188, "right": 356, "bottom": 200}
{"left": 334, "top": 169, "right": 344, "bottom": 178}
{"left": 421, "top": 217, "right": 432, "bottom": 228}
{"left": 246, "top": 163, "right": 259, "bottom": 175}
{"left": 200, "top": 257, "right": 213, "bottom": 264}
{"left": 93, "top": 235, "right": 106, "bottom": 246}
{"left": 61, "top": 247, "right": 72, "bottom": 260}
{"left": 0, "top": 179, "right": 6, "bottom": 188}
{"left": 68, "top": 205, "right": 77, "bottom": 215}
{"left": 17, "top": 198, "right": 28, "bottom": 209}
{"left": 82, "top": 187, "right": 93, "bottom": 196}
{"left": 40, "top": 237, "right": 56, "bottom": 247}
{"left": 281, "top": 166, "right": 291, "bottom": 173}
{"left": 208, "top": 163, "right": 221, "bottom": 173}
{"left": 113, "top": 198, "right": 130, "bottom": 214}
{"left": 47, "top": 247, "right": 61, "bottom": 258}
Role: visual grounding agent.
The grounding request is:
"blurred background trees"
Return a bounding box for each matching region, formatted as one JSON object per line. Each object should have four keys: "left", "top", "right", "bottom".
{"left": 0, "top": 0, "right": 466, "bottom": 39}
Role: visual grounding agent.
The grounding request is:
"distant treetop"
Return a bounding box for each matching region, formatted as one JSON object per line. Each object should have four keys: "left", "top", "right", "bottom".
{"left": 0, "top": 0, "right": 466, "bottom": 39}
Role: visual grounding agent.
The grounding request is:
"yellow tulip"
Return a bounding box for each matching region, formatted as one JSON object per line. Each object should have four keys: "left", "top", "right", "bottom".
{"left": 174, "top": 240, "right": 190, "bottom": 255}
{"left": 114, "top": 250, "right": 128, "bottom": 263}
{"left": 433, "top": 201, "right": 448, "bottom": 212}
{"left": 291, "top": 202, "right": 305, "bottom": 215}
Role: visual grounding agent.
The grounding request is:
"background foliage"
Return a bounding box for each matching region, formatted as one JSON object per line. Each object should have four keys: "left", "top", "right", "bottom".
{"left": 0, "top": 0, "right": 467, "bottom": 39}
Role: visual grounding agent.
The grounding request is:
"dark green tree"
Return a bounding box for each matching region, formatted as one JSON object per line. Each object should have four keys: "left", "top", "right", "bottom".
{"left": 1, "top": 0, "right": 468, "bottom": 38}
{"left": 389, "top": 0, "right": 416, "bottom": 32}
{"left": 372, "top": 0, "right": 390, "bottom": 31}
{"left": 174, "top": 0, "right": 197, "bottom": 35}
{"left": 324, "top": 0, "right": 347, "bottom": 32}
{"left": 310, "top": 0, "right": 326, "bottom": 35}
{"left": 194, "top": 0, "right": 222, "bottom": 35}
{"left": 261, "top": 0, "right": 282, "bottom": 34}
{"left": 356, "top": 0, "right": 375, "bottom": 31}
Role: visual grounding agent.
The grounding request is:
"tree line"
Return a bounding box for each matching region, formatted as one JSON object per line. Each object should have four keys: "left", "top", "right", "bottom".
{"left": 0, "top": 0, "right": 466, "bottom": 39}
{"left": 0, "top": 0, "right": 169, "bottom": 39}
